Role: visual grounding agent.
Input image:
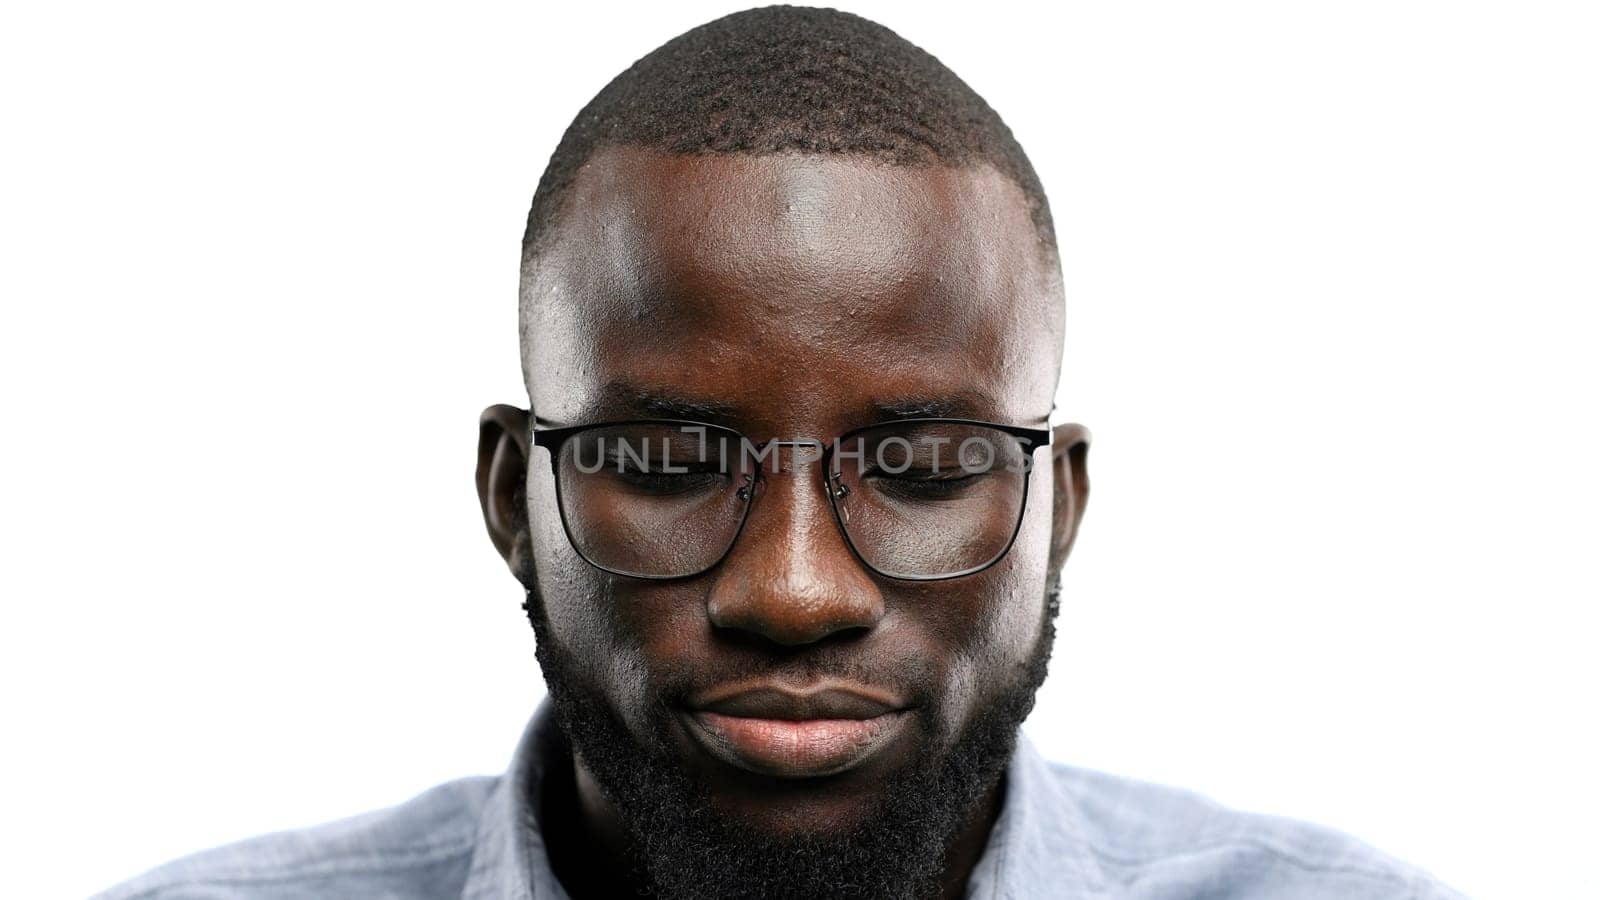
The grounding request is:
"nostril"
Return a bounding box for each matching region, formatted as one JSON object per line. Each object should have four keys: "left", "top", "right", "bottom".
{"left": 708, "top": 609, "right": 878, "bottom": 649}
{"left": 705, "top": 573, "right": 885, "bottom": 647}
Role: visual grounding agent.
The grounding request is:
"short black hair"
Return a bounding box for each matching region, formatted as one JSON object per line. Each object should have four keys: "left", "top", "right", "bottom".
{"left": 520, "top": 5, "right": 1056, "bottom": 264}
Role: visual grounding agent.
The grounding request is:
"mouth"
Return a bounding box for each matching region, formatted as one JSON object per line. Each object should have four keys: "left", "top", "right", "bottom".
{"left": 680, "top": 683, "right": 913, "bottom": 779}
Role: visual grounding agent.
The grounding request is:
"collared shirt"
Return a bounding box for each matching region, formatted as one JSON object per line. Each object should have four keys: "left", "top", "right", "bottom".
{"left": 97, "top": 700, "right": 1464, "bottom": 899}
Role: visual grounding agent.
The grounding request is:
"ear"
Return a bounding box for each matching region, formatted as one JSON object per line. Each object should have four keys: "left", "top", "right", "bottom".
{"left": 1047, "top": 423, "right": 1091, "bottom": 577}
{"left": 476, "top": 404, "right": 532, "bottom": 581}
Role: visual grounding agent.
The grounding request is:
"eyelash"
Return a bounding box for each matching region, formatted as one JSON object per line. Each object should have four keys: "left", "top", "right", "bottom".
{"left": 613, "top": 468, "right": 725, "bottom": 492}
{"left": 869, "top": 469, "right": 982, "bottom": 498}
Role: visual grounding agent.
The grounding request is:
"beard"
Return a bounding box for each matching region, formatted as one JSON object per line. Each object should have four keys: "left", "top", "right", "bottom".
{"left": 520, "top": 563, "right": 1060, "bottom": 900}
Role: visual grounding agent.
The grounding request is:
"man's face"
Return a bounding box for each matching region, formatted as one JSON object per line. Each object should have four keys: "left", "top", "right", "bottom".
{"left": 482, "top": 145, "right": 1087, "bottom": 893}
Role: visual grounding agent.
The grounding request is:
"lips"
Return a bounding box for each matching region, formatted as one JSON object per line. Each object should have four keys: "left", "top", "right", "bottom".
{"left": 682, "top": 683, "right": 912, "bottom": 779}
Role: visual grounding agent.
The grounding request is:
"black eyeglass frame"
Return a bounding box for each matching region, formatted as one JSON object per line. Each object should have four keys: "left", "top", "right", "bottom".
{"left": 531, "top": 417, "right": 1053, "bottom": 582}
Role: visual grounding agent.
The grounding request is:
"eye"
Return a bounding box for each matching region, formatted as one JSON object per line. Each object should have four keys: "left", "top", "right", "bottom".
{"left": 607, "top": 457, "right": 729, "bottom": 495}
{"left": 867, "top": 468, "right": 986, "bottom": 500}
{"left": 612, "top": 467, "right": 724, "bottom": 494}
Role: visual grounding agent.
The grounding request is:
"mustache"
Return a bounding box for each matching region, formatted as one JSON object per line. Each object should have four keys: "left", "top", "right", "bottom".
{"left": 518, "top": 542, "right": 945, "bottom": 709}
{"left": 518, "top": 544, "right": 1063, "bottom": 732}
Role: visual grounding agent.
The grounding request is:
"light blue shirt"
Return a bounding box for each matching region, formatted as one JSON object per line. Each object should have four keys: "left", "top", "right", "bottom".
{"left": 97, "top": 700, "right": 1463, "bottom": 899}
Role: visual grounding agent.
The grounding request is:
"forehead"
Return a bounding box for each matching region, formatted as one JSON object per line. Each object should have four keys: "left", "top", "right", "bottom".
{"left": 525, "top": 146, "right": 1061, "bottom": 435}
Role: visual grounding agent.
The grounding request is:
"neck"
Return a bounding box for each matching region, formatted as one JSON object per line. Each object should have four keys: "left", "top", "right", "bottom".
{"left": 539, "top": 752, "right": 645, "bottom": 897}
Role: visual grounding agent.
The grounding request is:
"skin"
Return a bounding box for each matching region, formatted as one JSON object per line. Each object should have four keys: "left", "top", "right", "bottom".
{"left": 477, "top": 145, "right": 1090, "bottom": 898}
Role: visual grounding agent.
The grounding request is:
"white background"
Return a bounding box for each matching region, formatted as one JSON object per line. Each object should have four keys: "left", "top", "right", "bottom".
{"left": 2, "top": 2, "right": 1596, "bottom": 897}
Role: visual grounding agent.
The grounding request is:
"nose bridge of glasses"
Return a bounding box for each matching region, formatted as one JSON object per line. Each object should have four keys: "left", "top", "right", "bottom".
{"left": 728, "top": 439, "right": 859, "bottom": 578}
{"left": 743, "top": 437, "right": 828, "bottom": 480}
{"left": 737, "top": 436, "right": 842, "bottom": 512}
{"left": 719, "top": 437, "right": 870, "bottom": 589}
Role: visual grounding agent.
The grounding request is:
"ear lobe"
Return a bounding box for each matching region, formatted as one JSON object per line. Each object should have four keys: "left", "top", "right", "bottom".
{"left": 476, "top": 404, "right": 532, "bottom": 577}
{"left": 1048, "top": 423, "right": 1091, "bottom": 576}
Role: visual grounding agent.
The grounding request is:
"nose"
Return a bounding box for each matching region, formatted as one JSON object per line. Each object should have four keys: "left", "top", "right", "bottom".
{"left": 706, "top": 465, "right": 884, "bottom": 646}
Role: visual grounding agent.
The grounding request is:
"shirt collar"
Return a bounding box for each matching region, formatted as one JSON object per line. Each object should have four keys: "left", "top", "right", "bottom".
{"left": 965, "top": 728, "right": 1110, "bottom": 899}
{"left": 460, "top": 700, "right": 1107, "bottom": 900}
{"left": 459, "top": 699, "right": 563, "bottom": 900}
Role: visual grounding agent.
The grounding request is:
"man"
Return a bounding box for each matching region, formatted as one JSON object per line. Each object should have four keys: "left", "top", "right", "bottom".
{"left": 101, "top": 7, "right": 1461, "bottom": 899}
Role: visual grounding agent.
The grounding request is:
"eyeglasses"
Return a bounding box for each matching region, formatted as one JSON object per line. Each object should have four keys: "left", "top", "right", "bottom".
{"left": 531, "top": 417, "right": 1051, "bottom": 581}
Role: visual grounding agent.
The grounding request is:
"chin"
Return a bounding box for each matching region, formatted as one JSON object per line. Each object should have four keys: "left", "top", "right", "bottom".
{"left": 693, "top": 768, "right": 908, "bottom": 839}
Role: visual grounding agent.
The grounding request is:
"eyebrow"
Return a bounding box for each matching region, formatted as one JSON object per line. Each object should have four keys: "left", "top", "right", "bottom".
{"left": 535, "top": 385, "right": 1035, "bottom": 430}
{"left": 545, "top": 380, "right": 742, "bottom": 426}
{"left": 868, "top": 395, "right": 990, "bottom": 422}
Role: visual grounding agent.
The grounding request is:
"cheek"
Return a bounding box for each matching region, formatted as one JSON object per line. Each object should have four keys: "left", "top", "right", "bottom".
{"left": 526, "top": 472, "right": 657, "bottom": 730}
{"left": 526, "top": 471, "right": 597, "bottom": 638}
{"left": 989, "top": 464, "right": 1054, "bottom": 658}
{"left": 931, "top": 469, "right": 1053, "bottom": 733}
